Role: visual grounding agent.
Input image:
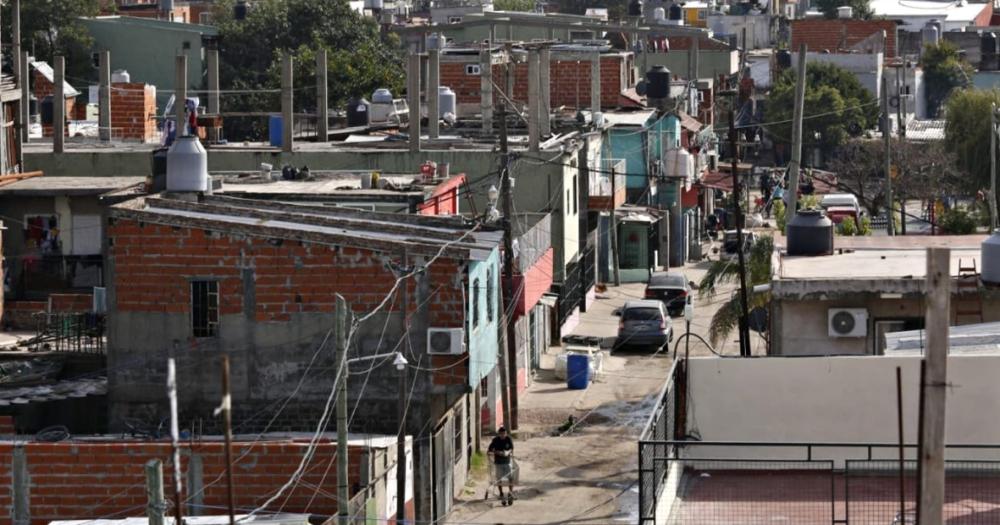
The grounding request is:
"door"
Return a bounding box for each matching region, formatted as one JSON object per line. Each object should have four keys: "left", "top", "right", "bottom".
{"left": 432, "top": 417, "right": 455, "bottom": 521}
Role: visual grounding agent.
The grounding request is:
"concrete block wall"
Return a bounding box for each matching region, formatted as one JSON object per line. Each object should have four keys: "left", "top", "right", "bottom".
{"left": 0, "top": 439, "right": 366, "bottom": 525}
{"left": 110, "top": 83, "right": 158, "bottom": 142}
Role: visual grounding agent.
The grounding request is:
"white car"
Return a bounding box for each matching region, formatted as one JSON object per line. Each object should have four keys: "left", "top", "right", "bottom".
{"left": 820, "top": 193, "right": 862, "bottom": 214}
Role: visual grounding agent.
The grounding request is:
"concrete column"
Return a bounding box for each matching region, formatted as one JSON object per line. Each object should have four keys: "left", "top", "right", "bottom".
{"left": 281, "top": 52, "right": 294, "bottom": 153}
{"left": 99, "top": 50, "right": 111, "bottom": 142}
{"left": 539, "top": 47, "right": 551, "bottom": 137}
{"left": 53, "top": 56, "right": 65, "bottom": 154}
{"left": 316, "top": 48, "right": 328, "bottom": 142}
{"left": 480, "top": 49, "right": 493, "bottom": 132}
{"left": 408, "top": 51, "right": 421, "bottom": 152}
{"left": 590, "top": 51, "right": 601, "bottom": 117}
{"left": 527, "top": 49, "right": 540, "bottom": 152}
{"left": 175, "top": 54, "right": 187, "bottom": 137}
{"left": 207, "top": 49, "right": 220, "bottom": 143}
{"left": 19, "top": 51, "right": 28, "bottom": 145}
{"left": 12, "top": 445, "right": 28, "bottom": 525}
{"left": 12, "top": 0, "right": 23, "bottom": 147}
{"left": 428, "top": 48, "right": 440, "bottom": 139}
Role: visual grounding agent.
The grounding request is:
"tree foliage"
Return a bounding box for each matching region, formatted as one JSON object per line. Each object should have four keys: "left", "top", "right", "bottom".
{"left": 494, "top": 0, "right": 536, "bottom": 11}
{"left": 698, "top": 235, "right": 774, "bottom": 349}
{"left": 815, "top": 0, "right": 872, "bottom": 19}
{"left": 922, "top": 41, "right": 973, "bottom": 117}
{"left": 2, "top": 0, "right": 104, "bottom": 82}
{"left": 765, "top": 62, "right": 876, "bottom": 160}
{"left": 944, "top": 88, "right": 1000, "bottom": 200}
{"left": 211, "top": 0, "right": 404, "bottom": 140}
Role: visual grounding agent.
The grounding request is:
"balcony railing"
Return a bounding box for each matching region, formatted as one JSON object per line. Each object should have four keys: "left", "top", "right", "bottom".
{"left": 589, "top": 158, "right": 627, "bottom": 210}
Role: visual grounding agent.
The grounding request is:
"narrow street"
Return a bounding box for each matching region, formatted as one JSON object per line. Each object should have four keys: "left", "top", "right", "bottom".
{"left": 449, "top": 254, "right": 745, "bottom": 524}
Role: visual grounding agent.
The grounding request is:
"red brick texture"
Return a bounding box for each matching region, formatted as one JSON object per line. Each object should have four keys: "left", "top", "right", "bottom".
{"left": 440, "top": 54, "right": 634, "bottom": 110}
{"left": 110, "top": 82, "right": 158, "bottom": 142}
{"left": 108, "top": 219, "right": 471, "bottom": 385}
{"left": 790, "top": 19, "right": 898, "bottom": 57}
{"left": 2, "top": 301, "right": 46, "bottom": 330}
{"left": 0, "top": 439, "right": 367, "bottom": 525}
{"left": 49, "top": 293, "right": 93, "bottom": 313}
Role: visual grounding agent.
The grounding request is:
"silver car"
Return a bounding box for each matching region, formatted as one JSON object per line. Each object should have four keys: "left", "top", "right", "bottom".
{"left": 615, "top": 300, "right": 673, "bottom": 352}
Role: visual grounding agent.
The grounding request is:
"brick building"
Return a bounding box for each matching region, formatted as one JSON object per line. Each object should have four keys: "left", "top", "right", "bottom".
{"left": 0, "top": 428, "right": 413, "bottom": 525}
{"left": 790, "top": 19, "right": 899, "bottom": 57}
{"left": 105, "top": 194, "right": 502, "bottom": 523}
{"left": 110, "top": 82, "right": 158, "bottom": 142}
{"left": 30, "top": 61, "right": 79, "bottom": 138}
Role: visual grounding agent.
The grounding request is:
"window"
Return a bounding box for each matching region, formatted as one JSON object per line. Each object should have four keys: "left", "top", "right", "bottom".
{"left": 486, "top": 269, "right": 494, "bottom": 323}
{"left": 465, "top": 64, "right": 481, "bottom": 76}
{"left": 472, "top": 278, "right": 481, "bottom": 329}
{"left": 192, "top": 281, "right": 219, "bottom": 337}
{"left": 24, "top": 215, "right": 60, "bottom": 255}
{"left": 453, "top": 405, "right": 464, "bottom": 464}
{"left": 449, "top": 15, "right": 463, "bottom": 23}
{"left": 199, "top": 12, "right": 214, "bottom": 24}
{"left": 566, "top": 189, "right": 571, "bottom": 213}
{"left": 572, "top": 175, "right": 578, "bottom": 214}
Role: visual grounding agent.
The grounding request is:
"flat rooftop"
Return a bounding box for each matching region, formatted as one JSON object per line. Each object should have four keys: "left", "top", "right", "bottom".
{"left": 0, "top": 176, "right": 144, "bottom": 196}
{"left": 778, "top": 247, "right": 980, "bottom": 280}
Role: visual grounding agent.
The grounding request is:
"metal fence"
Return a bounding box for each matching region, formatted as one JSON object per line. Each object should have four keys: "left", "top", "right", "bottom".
{"left": 31, "top": 312, "right": 106, "bottom": 353}
{"left": 638, "top": 362, "right": 679, "bottom": 523}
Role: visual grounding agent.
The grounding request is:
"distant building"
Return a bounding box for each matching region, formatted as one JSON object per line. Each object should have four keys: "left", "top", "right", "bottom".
{"left": 869, "top": 0, "right": 992, "bottom": 32}
{"left": 790, "top": 19, "right": 899, "bottom": 57}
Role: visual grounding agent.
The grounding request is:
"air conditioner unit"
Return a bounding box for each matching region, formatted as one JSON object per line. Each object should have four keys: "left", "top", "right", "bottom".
{"left": 427, "top": 327, "right": 465, "bottom": 355}
{"left": 828, "top": 308, "right": 869, "bottom": 338}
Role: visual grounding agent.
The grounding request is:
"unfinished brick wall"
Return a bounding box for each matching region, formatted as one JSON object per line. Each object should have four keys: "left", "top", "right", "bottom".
{"left": 48, "top": 293, "right": 93, "bottom": 313}
{"left": 110, "top": 82, "right": 158, "bottom": 142}
{"left": 107, "top": 219, "right": 471, "bottom": 385}
{"left": 440, "top": 61, "right": 507, "bottom": 105}
{"left": 0, "top": 439, "right": 365, "bottom": 525}
{"left": 33, "top": 70, "right": 74, "bottom": 138}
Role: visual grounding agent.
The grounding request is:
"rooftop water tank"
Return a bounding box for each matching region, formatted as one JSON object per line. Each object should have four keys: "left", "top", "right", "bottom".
{"left": 166, "top": 136, "right": 209, "bottom": 193}
{"left": 776, "top": 49, "right": 792, "bottom": 69}
{"left": 786, "top": 209, "right": 833, "bottom": 256}
{"left": 837, "top": 5, "right": 852, "bottom": 18}
{"left": 645, "top": 66, "right": 671, "bottom": 100}
{"left": 922, "top": 21, "right": 940, "bottom": 48}
{"left": 653, "top": 7, "right": 666, "bottom": 22}
{"left": 983, "top": 230, "right": 1000, "bottom": 284}
{"left": 438, "top": 86, "right": 456, "bottom": 118}
{"left": 347, "top": 97, "right": 371, "bottom": 127}
{"left": 234, "top": 0, "right": 248, "bottom": 20}
{"left": 663, "top": 148, "right": 694, "bottom": 180}
{"left": 668, "top": 3, "right": 683, "bottom": 20}
{"left": 372, "top": 88, "right": 394, "bottom": 104}
{"left": 427, "top": 32, "right": 444, "bottom": 51}
{"left": 628, "top": 0, "right": 643, "bottom": 17}
{"left": 111, "top": 70, "right": 130, "bottom": 83}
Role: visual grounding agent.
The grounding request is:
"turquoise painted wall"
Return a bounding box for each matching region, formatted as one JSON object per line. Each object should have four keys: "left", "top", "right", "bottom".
{"left": 467, "top": 248, "right": 500, "bottom": 389}
{"left": 606, "top": 114, "right": 681, "bottom": 194}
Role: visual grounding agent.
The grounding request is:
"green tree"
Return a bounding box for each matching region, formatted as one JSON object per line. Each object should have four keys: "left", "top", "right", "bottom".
{"left": 3, "top": 0, "right": 104, "bottom": 82}
{"left": 815, "top": 0, "right": 872, "bottom": 19}
{"left": 944, "top": 88, "right": 1000, "bottom": 205}
{"left": 922, "top": 41, "right": 973, "bottom": 117}
{"left": 698, "top": 235, "right": 773, "bottom": 349}
{"left": 765, "top": 62, "right": 876, "bottom": 160}
{"left": 494, "top": 0, "right": 536, "bottom": 11}
{"left": 212, "top": 0, "right": 404, "bottom": 140}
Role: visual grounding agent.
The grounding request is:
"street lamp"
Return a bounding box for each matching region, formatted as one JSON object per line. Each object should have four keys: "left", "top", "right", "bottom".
{"left": 486, "top": 185, "right": 502, "bottom": 223}
{"left": 393, "top": 351, "right": 408, "bottom": 525}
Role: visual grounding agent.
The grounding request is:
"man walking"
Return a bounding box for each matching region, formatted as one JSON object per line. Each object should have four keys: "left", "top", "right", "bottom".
{"left": 488, "top": 426, "right": 515, "bottom": 505}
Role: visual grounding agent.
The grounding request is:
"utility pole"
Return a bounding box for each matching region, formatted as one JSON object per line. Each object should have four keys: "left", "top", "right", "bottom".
{"left": 610, "top": 164, "right": 621, "bottom": 286}
{"left": 728, "top": 109, "right": 752, "bottom": 357}
{"left": 498, "top": 102, "right": 517, "bottom": 430}
{"left": 896, "top": 66, "right": 906, "bottom": 236}
{"left": 53, "top": 56, "right": 65, "bottom": 155}
{"left": 883, "top": 75, "right": 895, "bottom": 236}
{"left": 991, "top": 104, "right": 998, "bottom": 232}
{"left": 167, "top": 358, "right": 184, "bottom": 525}
{"left": 919, "top": 248, "right": 950, "bottom": 522}
{"left": 281, "top": 53, "right": 294, "bottom": 153}
{"left": 786, "top": 43, "right": 807, "bottom": 214}
{"left": 317, "top": 48, "right": 329, "bottom": 142}
{"left": 396, "top": 355, "right": 407, "bottom": 525}
{"left": 146, "top": 460, "right": 165, "bottom": 525}
{"left": 99, "top": 51, "right": 111, "bottom": 143}
{"left": 335, "top": 294, "right": 350, "bottom": 525}
{"left": 220, "top": 356, "right": 236, "bottom": 525}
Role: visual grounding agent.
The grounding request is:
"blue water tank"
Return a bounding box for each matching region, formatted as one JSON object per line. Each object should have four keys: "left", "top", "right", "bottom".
{"left": 269, "top": 114, "right": 282, "bottom": 147}
{"left": 566, "top": 354, "right": 591, "bottom": 390}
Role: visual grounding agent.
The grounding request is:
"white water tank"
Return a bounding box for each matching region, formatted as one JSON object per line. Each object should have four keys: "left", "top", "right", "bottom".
{"left": 837, "top": 6, "right": 853, "bottom": 18}
{"left": 427, "top": 33, "right": 445, "bottom": 51}
{"left": 653, "top": 7, "right": 666, "bottom": 22}
{"left": 438, "top": 86, "right": 456, "bottom": 118}
{"left": 662, "top": 147, "right": 694, "bottom": 181}
{"left": 111, "top": 70, "right": 130, "bottom": 83}
{"left": 166, "top": 136, "right": 210, "bottom": 192}
{"left": 983, "top": 230, "right": 1000, "bottom": 284}
{"left": 372, "top": 88, "right": 393, "bottom": 104}
{"left": 922, "top": 22, "right": 940, "bottom": 48}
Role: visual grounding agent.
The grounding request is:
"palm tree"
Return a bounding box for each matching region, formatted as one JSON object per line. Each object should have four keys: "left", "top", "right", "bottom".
{"left": 698, "top": 235, "right": 774, "bottom": 349}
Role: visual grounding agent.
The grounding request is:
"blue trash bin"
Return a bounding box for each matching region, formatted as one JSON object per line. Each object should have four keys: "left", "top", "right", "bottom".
{"left": 566, "top": 354, "right": 591, "bottom": 390}
{"left": 269, "top": 115, "right": 283, "bottom": 147}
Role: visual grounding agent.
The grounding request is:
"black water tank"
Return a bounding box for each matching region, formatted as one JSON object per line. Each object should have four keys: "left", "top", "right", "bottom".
{"left": 982, "top": 32, "right": 998, "bottom": 54}
{"left": 645, "top": 66, "right": 671, "bottom": 99}
{"left": 786, "top": 209, "right": 834, "bottom": 256}
{"left": 777, "top": 49, "right": 792, "bottom": 69}
{"left": 40, "top": 96, "right": 54, "bottom": 125}
{"left": 347, "top": 97, "right": 371, "bottom": 127}
{"left": 234, "top": 0, "right": 248, "bottom": 20}
{"left": 628, "top": 0, "right": 643, "bottom": 17}
{"left": 668, "top": 3, "right": 682, "bottom": 20}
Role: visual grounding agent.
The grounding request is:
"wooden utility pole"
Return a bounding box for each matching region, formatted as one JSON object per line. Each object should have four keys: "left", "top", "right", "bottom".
{"left": 499, "top": 102, "right": 517, "bottom": 429}
{"left": 167, "top": 358, "right": 184, "bottom": 525}
{"left": 787, "top": 43, "right": 807, "bottom": 214}
{"left": 336, "top": 294, "right": 350, "bottom": 525}
{"left": 145, "top": 460, "right": 165, "bottom": 525}
{"left": 221, "top": 356, "right": 236, "bottom": 525}
{"left": 883, "top": 75, "right": 895, "bottom": 236}
{"left": 728, "top": 108, "right": 751, "bottom": 357}
{"left": 918, "top": 248, "right": 950, "bottom": 522}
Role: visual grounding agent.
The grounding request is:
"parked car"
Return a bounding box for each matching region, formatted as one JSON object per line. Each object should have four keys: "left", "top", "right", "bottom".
{"left": 721, "top": 230, "right": 758, "bottom": 260}
{"left": 614, "top": 300, "right": 673, "bottom": 352}
{"left": 824, "top": 205, "right": 860, "bottom": 225}
{"left": 645, "top": 271, "right": 691, "bottom": 318}
{"left": 820, "top": 193, "right": 862, "bottom": 215}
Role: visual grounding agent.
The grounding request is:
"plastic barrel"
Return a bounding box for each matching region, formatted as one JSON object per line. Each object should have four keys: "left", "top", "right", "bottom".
{"left": 269, "top": 115, "right": 283, "bottom": 147}
{"left": 566, "top": 354, "right": 590, "bottom": 390}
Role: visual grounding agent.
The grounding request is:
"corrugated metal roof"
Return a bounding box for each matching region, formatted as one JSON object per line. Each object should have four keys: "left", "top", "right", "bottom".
{"left": 30, "top": 61, "right": 81, "bottom": 98}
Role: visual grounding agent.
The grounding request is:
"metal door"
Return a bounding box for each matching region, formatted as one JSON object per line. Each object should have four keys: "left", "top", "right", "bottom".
{"left": 432, "top": 417, "right": 454, "bottom": 521}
